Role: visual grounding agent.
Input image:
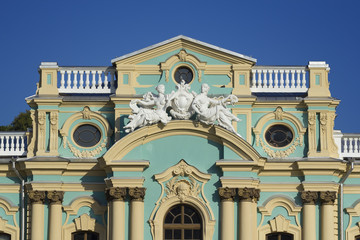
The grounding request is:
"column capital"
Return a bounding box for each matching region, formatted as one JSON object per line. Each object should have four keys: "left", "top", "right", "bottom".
{"left": 106, "top": 187, "right": 127, "bottom": 201}
{"left": 319, "top": 191, "right": 337, "bottom": 205}
{"left": 218, "top": 187, "right": 236, "bottom": 201}
{"left": 47, "top": 190, "right": 64, "bottom": 204}
{"left": 128, "top": 187, "right": 146, "bottom": 201}
{"left": 28, "top": 190, "right": 46, "bottom": 204}
{"left": 238, "top": 187, "right": 260, "bottom": 202}
{"left": 301, "top": 191, "right": 318, "bottom": 204}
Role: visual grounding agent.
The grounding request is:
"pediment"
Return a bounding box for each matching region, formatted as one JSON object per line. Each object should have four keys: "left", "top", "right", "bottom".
{"left": 111, "top": 35, "right": 256, "bottom": 65}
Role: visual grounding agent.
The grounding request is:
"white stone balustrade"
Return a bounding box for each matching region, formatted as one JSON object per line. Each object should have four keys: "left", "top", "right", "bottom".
{"left": 251, "top": 66, "right": 308, "bottom": 93}
{"left": 0, "top": 132, "right": 27, "bottom": 156}
{"left": 333, "top": 131, "right": 360, "bottom": 159}
{"left": 58, "top": 67, "right": 116, "bottom": 94}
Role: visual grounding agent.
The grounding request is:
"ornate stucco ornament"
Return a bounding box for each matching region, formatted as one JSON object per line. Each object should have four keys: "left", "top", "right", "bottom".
{"left": 149, "top": 159, "right": 215, "bottom": 240}
{"left": 125, "top": 82, "right": 241, "bottom": 136}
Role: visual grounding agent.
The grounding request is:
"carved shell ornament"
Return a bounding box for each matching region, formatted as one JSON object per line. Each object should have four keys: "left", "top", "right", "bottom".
{"left": 124, "top": 82, "right": 241, "bottom": 136}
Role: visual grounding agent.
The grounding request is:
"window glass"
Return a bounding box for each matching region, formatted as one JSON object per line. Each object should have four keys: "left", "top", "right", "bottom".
{"left": 72, "top": 231, "right": 99, "bottom": 240}
{"left": 73, "top": 124, "right": 101, "bottom": 148}
{"left": 174, "top": 67, "right": 193, "bottom": 84}
{"left": 266, "top": 232, "right": 294, "bottom": 240}
{"left": 0, "top": 233, "right": 10, "bottom": 240}
{"left": 164, "top": 204, "right": 202, "bottom": 240}
{"left": 265, "top": 124, "right": 293, "bottom": 147}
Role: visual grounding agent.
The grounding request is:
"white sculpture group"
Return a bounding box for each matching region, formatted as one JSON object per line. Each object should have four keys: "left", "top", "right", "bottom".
{"left": 124, "top": 81, "right": 241, "bottom": 136}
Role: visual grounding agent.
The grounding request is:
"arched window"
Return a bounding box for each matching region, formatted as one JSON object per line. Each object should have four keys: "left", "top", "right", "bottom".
{"left": 0, "top": 233, "right": 11, "bottom": 240}
{"left": 164, "top": 204, "right": 202, "bottom": 240}
{"left": 266, "top": 232, "right": 294, "bottom": 240}
{"left": 72, "top": 231, "right": 99, "bottom": 240}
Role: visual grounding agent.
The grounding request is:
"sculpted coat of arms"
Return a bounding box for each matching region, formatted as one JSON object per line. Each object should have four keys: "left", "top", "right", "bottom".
{"left": 124, "top": 80, "right": 241, "bottom": 136}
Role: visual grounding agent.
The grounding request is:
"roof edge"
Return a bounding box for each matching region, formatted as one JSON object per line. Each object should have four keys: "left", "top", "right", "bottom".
{"left": 111, "top": 35, "right": 257, "bottom": 63}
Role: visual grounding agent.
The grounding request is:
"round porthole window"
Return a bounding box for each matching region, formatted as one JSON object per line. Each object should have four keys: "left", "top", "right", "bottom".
{"left": 265, "top": 125, "right": 293, "bottom": 148}
{"left": 73, "top": 124, "right": 101, "bottom": 148}
{"left": 174, "top": 66, "right": 193, "bottom": 84}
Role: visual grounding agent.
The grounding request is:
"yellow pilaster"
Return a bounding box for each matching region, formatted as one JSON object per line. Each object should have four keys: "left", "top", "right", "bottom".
{"left": 238, "top": 188, "right": 260, "bottom": 240}
{"left": 28, "top": 190, "right": 45, "bottom": 240}
{"left": 301, "top": 191, "right": 318, "bottom": 240}
{"left": 48, "top": 191, "right": 64, "bottom": 240}
{"left": 320, "top": 191, "right": 336, "bottom": 240}
{"left": 38, "top": 62, "right": 59, "bottom": 96}
{"left": 114, "top": 65, "right": 136, "bottom": 96}
{"left": 106, "top": 187, "right": 126, "bottom": 240}
{"left": 307, "top": 61, "right": 331, "bottom": 98}
{"left": 218, "top": 187, "right": 236, "bottom": 240}
{"left": 129, "top": 187, "right": 146, "bottom": 240}
{"left": 232, "top": 64, "right": 252, "bottom": 96}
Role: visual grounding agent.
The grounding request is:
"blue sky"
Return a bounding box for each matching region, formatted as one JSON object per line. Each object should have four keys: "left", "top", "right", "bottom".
{"left": 0, "top": 0, "right": 359, "bottom": 133}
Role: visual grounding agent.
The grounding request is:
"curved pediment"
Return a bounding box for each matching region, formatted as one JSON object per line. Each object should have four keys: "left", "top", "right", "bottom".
{"left": 102, "top": 120, "right": 263, "bottom": 164}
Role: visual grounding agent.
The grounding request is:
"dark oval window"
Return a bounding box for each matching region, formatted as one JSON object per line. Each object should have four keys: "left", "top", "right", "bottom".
{"left": 265, "top": 125, "right": 293, "bottom": 148}
{"left": 73, "top": 124, "right": 101, "bottom": 148}
{"left": 174, "top": 66, "right": 193, "bottom": 84}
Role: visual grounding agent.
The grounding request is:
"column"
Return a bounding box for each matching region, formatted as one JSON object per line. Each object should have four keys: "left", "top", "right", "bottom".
{"left": 218, "top": 187, "right": 236, "bottom": 240}
{"left": 28, "top": 190, "right": 46, "bottom": 240}
{"left": 48, "top": 190, "right": 64, "bottom": 240}
{"left": 301, "top": 191, "right": 318, "bottom": 240}
{"left": 129, "top": 187, "right": 146, "bottom": 240}
{"left": 320, "top": 191, "right": 337, "bottom": 240}
{"left": 238, "top": 188, "right": 260, "bottom": 240}
{"left": 106, "top": 187, "right": 127, "bottom": 240}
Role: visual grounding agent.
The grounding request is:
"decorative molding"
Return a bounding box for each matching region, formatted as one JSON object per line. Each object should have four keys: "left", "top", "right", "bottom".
{"left": 269, "top": 215, "right": 290, "bottom": 232}
{"left": 218, "top": 187, "right": 236, "bottom": 201}
{"left": 74, "top": 214, "right": 95, "bottom": 231}
{"left": 319, "top": 191, "right": 336, "bottom": 205}
{"left": 0, "top": 217, "right": 18, "bottom": 240}
{"left": 259, "top": 137, "right": 301, "bottom": 158}
{"left": 238, "top": 187, "right": 260, "bottom": 202}
{"left": 47, "top": 190, "right": 64, "bottom": 204}
{"left": 149, "top": 159, "right": 215, "bottom": 240}
{"left": 301, "top": 191, "right": 318, "bottom": 204}
{"left": 59, "top": 106, "right": 112, "bottom": 158}
{"left": 128, "top": 187, "right": 146, "bottom": 201}
{"left": 105, "top": 187, "right": 126, "bottom": 201}
{"left": 28, "top": 190, "right": 46, "bottom": 204}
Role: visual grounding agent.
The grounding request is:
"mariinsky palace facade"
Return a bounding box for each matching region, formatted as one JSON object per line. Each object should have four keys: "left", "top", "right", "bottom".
{"left": 0, "top": 36, "right": 360, "bottom": 240}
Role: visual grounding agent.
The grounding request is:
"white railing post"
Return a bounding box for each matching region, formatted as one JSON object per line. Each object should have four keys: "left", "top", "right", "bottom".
{"left": 73, "top": 70, "right": 78, "bottom": 90}
{"left": 250, "top": 66, "right": 308, "bottom": 93}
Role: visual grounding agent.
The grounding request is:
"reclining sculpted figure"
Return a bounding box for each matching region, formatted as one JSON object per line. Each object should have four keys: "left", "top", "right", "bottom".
{"left": 191, "top": 83, "right": 241, "bottom": 136}
{"left": 124, "top": 84, "right": 171, "bottom": 133}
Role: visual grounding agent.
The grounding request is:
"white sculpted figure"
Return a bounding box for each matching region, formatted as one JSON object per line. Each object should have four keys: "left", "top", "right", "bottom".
{"left": 192, "top": 83, "right": 241, "bottom": 136}
{"left": 124, "top": 84, "right": 171, "bottom": 133}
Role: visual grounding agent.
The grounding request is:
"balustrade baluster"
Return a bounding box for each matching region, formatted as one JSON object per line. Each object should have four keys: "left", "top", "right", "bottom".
{"left": 279, "top": 70, "right": 284, "bottom": 88}
{"left": 263, "top": 70, "right": 268, "bottom": 88}
{"left": 354, "top": 138, "right": 359, "bottom": 153}
{"left": 301, "top": 70, "right": 306, "bottom": 88}
{"left": 251, "top": 70, "right": 256, "bottom": 88}
{"left": 19, "top": 136, "right": 24, "bottom": 152}
{"left": 343, "top": 138, "right": 349, "bottom": 153}
{"left": 85, "top": 71, "right": 90, "bottom": 89}
{"left": 349, "top": 138, "right": 354, "bottom": 153}
{"left": 296, "top": 70, "right": 301, "bottom": 88}
{"left": 97, "top": 71, "right": 103, "bottom": 89}
{"left": 258, "top": 70, "right": 263, "bottom": 89}
{"left": 73, "top": 70, "right": 78, "bottom": 90}
{"left": 110, "top": 70, "right": 115, "bottom": 91}
{"left": 104, "top": 71, "right": 109, "bottom": 90}
{"left": 274, "top": 70, "right": 279, "bottom": 88}
{"left": 10, "top": 136, "right": 15, "bottom": 152}
{"left": 290, "top": 70, "right": 295, "bottom": 88}
{"left": 79, "top": 71, "right": 84, "bottom": 90}
{"left": 91, "top": 71, "right": 97, "bottom": 90}
{"left": 268, "top": 70, "right": 273, "bottom": 88}
{"left": 60, "top": 71, "right": 65, "bottom": 89}
{"left": 66, "top": 71, "right": 72, "bottom": 89}
{"left": 285, "top": 70, "right": 290, "bottom": 88}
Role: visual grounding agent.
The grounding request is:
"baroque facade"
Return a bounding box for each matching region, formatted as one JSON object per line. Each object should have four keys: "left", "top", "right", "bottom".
{"left": 0, "top": 35, "right": 359, "bottom": 240}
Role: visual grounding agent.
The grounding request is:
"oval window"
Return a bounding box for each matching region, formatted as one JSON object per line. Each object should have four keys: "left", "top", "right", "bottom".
{"left": 174, "top": 66, "right": 193, "bottom": 84}
{"left": 73, "top": 124, "right": 101, "bottom": 148}
{"left": 265, "top": 125, "right": 293, "bottom": 148}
